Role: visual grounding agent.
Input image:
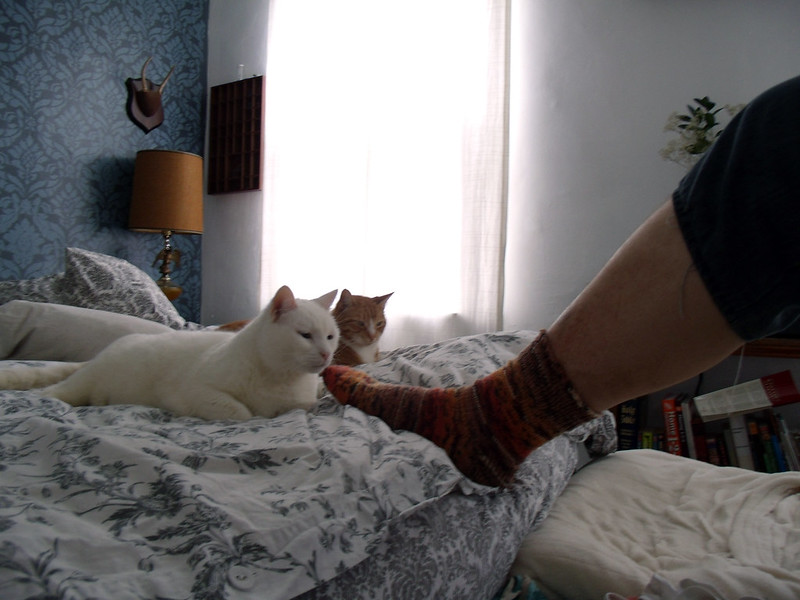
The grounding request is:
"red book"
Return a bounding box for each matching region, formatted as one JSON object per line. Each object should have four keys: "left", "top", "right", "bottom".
{"left": 662, "top": 396, "right": 684, "bottom": 456}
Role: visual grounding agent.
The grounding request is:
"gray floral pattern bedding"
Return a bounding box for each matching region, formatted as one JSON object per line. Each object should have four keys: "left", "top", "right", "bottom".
{"left": 0, "top": 330, "right": 616, "bottom": 599}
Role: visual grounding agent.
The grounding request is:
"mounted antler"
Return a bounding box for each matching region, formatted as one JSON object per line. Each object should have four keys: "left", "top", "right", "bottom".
{"left": 126, "top": 57, "right": 176, "bottom": 133}
{"left": 133, "top": 57, "right": 176, "bottom": 118}
{"left": 140, "top": 57, "right": 175, "bottom": 94}
{"left": 140, "top": 57, "right": 153, "bottom": 91}
{"left": 158, "top": 65, "right": 176, "bottom": 93}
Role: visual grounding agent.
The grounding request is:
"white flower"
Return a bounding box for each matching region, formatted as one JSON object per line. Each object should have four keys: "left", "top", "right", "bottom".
{"left": 663, "top": 111, "right": 683, "bottom": 132}
{"left": 660, "top": 97, "right": 743, "bottom": 170}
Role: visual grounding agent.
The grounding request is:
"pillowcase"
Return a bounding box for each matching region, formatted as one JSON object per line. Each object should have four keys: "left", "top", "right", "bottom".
{"left": 0, "top": 300, "right": 172, "bottom": 361}
{"left": 0, "top": 273, "right": 65, "bottom": 305}
{"left": 59, "top": 248, "right": 187, "bottom": 329}
{"left": 0, "top": 248, "right": 189, "bottom": 329}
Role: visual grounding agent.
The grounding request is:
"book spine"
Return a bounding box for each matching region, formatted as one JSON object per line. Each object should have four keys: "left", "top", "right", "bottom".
{"left": 757, "top": 420, "right": 779, "bottom": 473}
{"left": 777, "top": 413, "right": 800, "bottom": 471}
{"left": 617, "top": 397, "right": 644, "bottom": 451}
{"left": 641, "top": 430, "right": 654, "bottom": 449}
{"left": 681, "top": 397, "right": 696, "bottom": 459}
{"left": 705, "top": 436, "right": 721, "bottom": 465}
{"left": 746, "top": 416, "right": 767, "bottom": 472}
{"left": 662, "top": 396, "right": 684, "bottom": 456}
{"left": 771, "top": 431, "right": 788, "bottom": 472}
{"left": 763, "top": 410, "right": 788, "bottom": 472}
{"left": 715, "top": 433, "right": 731, "bottom": 466}
{"left": 728, "top": 413, "right": 755, "bottom": 470}
{"left": 681, "top": 396, "right": 710, "bottom": 462}
{"left": 722, "top": 427, "right": 738, "bottom": 467}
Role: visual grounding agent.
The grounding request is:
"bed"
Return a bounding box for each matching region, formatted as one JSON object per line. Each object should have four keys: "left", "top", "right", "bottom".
{"left": 0, "top": 248, "right": 617, "bottom": 600}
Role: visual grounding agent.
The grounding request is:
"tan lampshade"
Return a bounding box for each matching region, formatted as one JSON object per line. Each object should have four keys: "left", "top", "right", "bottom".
{"left": 129, "top": 149, "right": 204, "bottom": 234}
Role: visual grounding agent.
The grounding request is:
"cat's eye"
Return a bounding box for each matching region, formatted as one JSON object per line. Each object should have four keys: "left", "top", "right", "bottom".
{"left": 327, "top": 334, "right": 334, "bottom": 340}
{"left": 299, "top": 332, "right": 312, "bottom": 339}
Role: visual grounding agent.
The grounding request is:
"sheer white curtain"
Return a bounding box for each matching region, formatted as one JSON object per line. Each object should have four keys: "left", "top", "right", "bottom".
{"left": 262, "top": 0, "right": 509, "bottom": 350}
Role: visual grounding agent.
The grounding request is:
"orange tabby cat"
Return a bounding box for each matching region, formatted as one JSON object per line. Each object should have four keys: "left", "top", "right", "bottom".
{"left": 332, "top": 289, "right": 393, "bottom": 366}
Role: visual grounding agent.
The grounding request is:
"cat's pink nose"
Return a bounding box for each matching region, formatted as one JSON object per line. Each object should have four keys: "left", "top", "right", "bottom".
{"left": 321, "top": 351, "right": 330, "bottom": 362}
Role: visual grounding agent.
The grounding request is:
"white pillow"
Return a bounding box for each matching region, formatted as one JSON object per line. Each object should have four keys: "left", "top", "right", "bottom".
{"left": 0, "top": 300, "right": 172, "bottom": 361}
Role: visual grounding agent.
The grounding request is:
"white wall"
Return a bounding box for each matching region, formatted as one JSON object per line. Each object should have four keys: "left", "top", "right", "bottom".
{"left": 505, "top": 0, "right": 800, "bottom": 331}
{"left": 202, "top": 0, "right": 800, "bottom": 330}
{"left": 202, "top": 0, "right": 269, "bottom": 324}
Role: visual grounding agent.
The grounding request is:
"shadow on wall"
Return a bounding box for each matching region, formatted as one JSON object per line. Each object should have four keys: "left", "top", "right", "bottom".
{"left": 90, "top": 156, "right": 136, "bottom": 232}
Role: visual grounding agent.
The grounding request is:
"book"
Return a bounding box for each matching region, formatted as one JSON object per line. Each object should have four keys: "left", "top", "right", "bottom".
{"left": 641, "top": 429, "right": 654, "bottom": 449}
{"left": 693, "top": 370, "right": 800, "bottom": 422}
{"left": 680, "top": 397, "right": 696, "bottom": 459}
{"left": 727, "top": 413, "right": 755, "bottom": 470}
{"left": 764, "top": 411, "right": 789, "bottom": 472}
{"left": 616, "top": 396, "right": 646, "bottom": 450}
{"left": 746, "top": 415, "right": 767, "bottom": 472}
{"left": 755, "top": 417, "right": 779, "bottom": 472}
{"left": 705, "top": 435, "right": 722, "bottom": 465}
{"left": 716, "top": 432, "right": 731, "bottom": 466}
{"left": 662, "top": 395, "right": 685, "bottom": 456}
{"left": 722, "top": 426, "right": 738, "bottom": 467}
{"left": 676, "top": 400, "right": 689, "bottom": 456}
{"left": 769, "top": 425, "right": 788, "bottom": 472}
{"left": 776, "top": 413, "right": 800, "bottom": 471}
{"left": 681, "top": 397, "right": 708, "bottom": 462}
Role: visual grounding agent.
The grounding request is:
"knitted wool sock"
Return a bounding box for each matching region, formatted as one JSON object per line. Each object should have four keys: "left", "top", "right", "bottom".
{"left": 322, "top": 331, "right": 599, "bottom": 487}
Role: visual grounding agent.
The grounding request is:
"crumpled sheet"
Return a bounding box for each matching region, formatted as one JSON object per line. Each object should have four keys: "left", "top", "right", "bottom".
{"left": 512, "top": 449, "right": 800, "bottom": 600}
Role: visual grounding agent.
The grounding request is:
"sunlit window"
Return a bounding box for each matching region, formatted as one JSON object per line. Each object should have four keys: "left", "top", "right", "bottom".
{"left": 263, "top": 0, "right": 508, "bottom": 348}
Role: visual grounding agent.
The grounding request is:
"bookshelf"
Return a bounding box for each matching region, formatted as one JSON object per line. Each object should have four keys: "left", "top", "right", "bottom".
{"left": 614, "top": 368, "right": 800, "bottom": 472}
{"left": 740, "top": 337, "right": 800, "bottom": 359}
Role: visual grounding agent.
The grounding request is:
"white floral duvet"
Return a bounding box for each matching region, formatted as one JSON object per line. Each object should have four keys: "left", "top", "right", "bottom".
{"left": 0, "top": 331, "right": 616, "bottom": 599}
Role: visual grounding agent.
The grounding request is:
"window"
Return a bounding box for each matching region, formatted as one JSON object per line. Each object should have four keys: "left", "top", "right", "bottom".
{"left": 262, "top": 0, "right": 509, "bottom": 349}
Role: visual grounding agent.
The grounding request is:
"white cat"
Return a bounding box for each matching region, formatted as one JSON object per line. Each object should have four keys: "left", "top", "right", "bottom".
{"left": 0, "top": 286, "right": 340, "bottom": 421}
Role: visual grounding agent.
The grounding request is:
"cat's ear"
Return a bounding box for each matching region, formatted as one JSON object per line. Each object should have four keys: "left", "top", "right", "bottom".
{"left": 315, "top": 289, "right": 338, "bottom": 310}
{"left": 334, "top": 289, "right": 353, "bottom": 311}
{"left": 373, "top": 292, "right": 393, "bottom": 308}
{"left": 270, "top": 285, "right": 298, "bottom": 322}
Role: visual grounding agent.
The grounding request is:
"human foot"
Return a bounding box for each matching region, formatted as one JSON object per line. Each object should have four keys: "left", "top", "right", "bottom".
{"left": 322, "top": 332, "right": 598, "bottom": 487}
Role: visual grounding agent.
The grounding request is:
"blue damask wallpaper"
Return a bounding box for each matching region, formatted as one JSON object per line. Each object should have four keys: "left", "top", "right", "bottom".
{"left": 0, "top": 0, "right": 208, "bottom": 322}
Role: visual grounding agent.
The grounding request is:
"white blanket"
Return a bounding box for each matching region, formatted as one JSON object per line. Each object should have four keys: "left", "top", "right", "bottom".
{"left": 512, "top": 449, "right": 800, "bottom": 600}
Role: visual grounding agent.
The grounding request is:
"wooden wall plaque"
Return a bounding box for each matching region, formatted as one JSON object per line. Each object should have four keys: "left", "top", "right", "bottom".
{"left": 208, "top": 76, "right": 264, "bottom": 194}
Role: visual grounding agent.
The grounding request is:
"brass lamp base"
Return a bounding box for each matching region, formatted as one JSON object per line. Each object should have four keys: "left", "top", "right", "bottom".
{"left": 156, "top": 276, "right": 183, "bottom": 301}
{"left": 153, "top": 230, "right": 183, "bottom": 301}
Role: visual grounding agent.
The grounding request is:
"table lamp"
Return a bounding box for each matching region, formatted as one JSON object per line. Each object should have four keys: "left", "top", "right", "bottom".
{"left": 129, "top": 149, "right": 203, "bottom": 300}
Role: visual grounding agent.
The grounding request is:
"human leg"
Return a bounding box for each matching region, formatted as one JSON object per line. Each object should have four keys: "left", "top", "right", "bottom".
{"left": 324, "top": 75, "right": 800, "bottom": 486}
{"left": 540, "top": 74, "right": 800, "bottom": 410}
{"left": 547, "top": 198, "right": 742, "bottom": 415}
{"left": 323, "top": 198, "right": 738, "bottom": 486}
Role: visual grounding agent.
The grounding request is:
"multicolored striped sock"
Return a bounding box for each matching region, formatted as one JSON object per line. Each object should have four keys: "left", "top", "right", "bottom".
{"left": 322, "top": 331, "right": 599, "bottom": 487}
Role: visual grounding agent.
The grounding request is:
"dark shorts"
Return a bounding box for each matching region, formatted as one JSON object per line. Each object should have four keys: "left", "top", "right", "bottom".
{"left": 672, "top": 75, "right": 800, "bottom": 341}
